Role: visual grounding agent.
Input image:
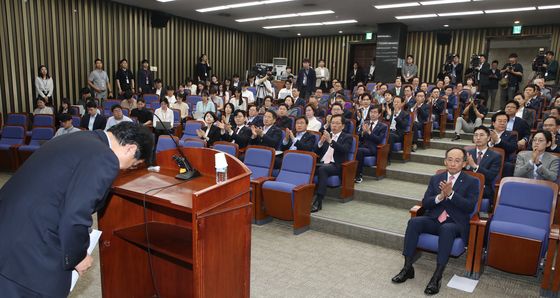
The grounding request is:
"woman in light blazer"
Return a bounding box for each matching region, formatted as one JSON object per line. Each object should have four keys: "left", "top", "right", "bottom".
{"left": 315, "top": 59, "right": 330, "bottom": 92}
{"left": 514, "top": 130, "right": 559, "bottom": 182}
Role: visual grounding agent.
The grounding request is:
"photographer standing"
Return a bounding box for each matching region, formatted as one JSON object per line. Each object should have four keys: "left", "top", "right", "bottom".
{"left": 500, "top": 53, "right": 523, "bottom": 103}
{"left": 544, "top": 51, "right": 558, "bottom": 86}
{"left": 255, "top": 69, "right": 274, "bottom": 108}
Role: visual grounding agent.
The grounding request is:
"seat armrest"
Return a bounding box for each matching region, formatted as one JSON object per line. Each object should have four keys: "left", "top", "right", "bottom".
{"left": 341, "top": 160, "right": 357, "bottom": 168}
{"left": 469, "top": 214, "right": 490, "bottom": 227}
{"left": 250, "top": 176, "right": 275, "bottom": 185}
{"left": 293, "top": 184, "right": 316, "bottom": 193}
{"left": 410, "top": 205, "right": 423, "bottom": 217}
{"left": 549, "top": 224, "right": 560, "bottom": 239}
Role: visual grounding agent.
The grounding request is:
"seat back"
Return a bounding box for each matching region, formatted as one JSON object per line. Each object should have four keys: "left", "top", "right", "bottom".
{"left": 181, "top": 139, "right": 205, "bottom": 148}
{"left": 151, "top": 101, "right": 161, "bottom": 110}
{"left": 32, "top": 114, "right": 55, "bottom": 127}
{"left": 172, "top": 109, "right": 181, "bottom": 127}
{"left": 186, "top": 95, "right": 202, "bottom": 108}
{"left": 0, "top": 126, "right": 26, "bottom": 145}
{"left": 6, "top": 113, "right": 28, "bottom": 129}
{"left": 347, "top": 135, "right": 358, "bottom": 161}
{"left": 121, "top": 108, "right": 130, "bottom": 117}
{"left": 244, "top": 145, "right": 275, "bottom": 179}
{"left": 143, "top": 94, "right": 160, "bottom": 107}
{"left": 276, "top": 151, "right": 316, "bottom": 185}
{"left": 103, "top": 100, "right": 120, "bottom": 111}
{"left": 493, "top": 178, "right": 558, "bottom": 232}
{"left": 366, "top": 83, "right": 376, "bottom": 92}
{"left": 346, "top": 119, "right": 356, "bottom": 135}
{"left": 28, "top": 127, "right": 55, "bottom": 146}
{"left": 248, "top": 87, "right": 257, "bottom": 97}
{"left": 71, "top": 116, "right": 81, "bottom": 128}
{"left": 213, "top": 141, "right": 239, "bottom": 157}
{"left": 182, "top": 120, "right": 203, "bottom": 139}
{"left": 307, "top": 131, "right": 321, "bottom": 147}
{"left": 156, "top": 135, "right": 178, "bottom": 153}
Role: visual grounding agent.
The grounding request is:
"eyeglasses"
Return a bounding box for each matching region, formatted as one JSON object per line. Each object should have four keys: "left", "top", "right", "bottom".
{"left": 532, "top": 138, "right": 547, "bottom": 144}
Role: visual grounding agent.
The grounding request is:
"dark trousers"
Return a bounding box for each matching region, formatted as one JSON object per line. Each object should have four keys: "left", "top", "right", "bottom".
{"left": 356, "top": 146, "right": 376, "bottom": 177}
{"left": 412, "top": 122, "right": 424, "bottom": 145}
{"left": 315, "top": 163, "right": 341, "bottom": 197}
{"left": 300, "top": 86, "right": 312, "bottom": 100}
{"left": 0, "top": 274, "right": 41, "bottom": 298}
{"left": 403, "top": 216, "right": 461, "bottom": 265}
{"left": 388, "top": 130, "right": 403, "bottom": 160}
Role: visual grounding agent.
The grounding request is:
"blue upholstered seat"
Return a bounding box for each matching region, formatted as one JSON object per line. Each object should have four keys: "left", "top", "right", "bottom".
{"left": 213, "top": 142, "right": 237, "bottom": 157}
{"left": 182, "top": 121, "right": 203, "bottom": 141}
{"left": 245, "top": 147, "right": 274, "bottom": 180}
{"left": 0, "top": 126, "right": 26, "bottom": 149}
{"left": 156, "top": 135, "right": 177, "bottom": 153}
{"left": 19, "top": 127, "right": 54, "bottom": 152}
{"left": 263, "top": 152, "right": 315, "bottom": 207}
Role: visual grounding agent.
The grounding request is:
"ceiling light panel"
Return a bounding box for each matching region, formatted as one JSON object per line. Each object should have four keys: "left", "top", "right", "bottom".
{"left": 420, "top": 0, "right": 470, "bottom": 5}
{"left": 197, "top": 0, "right": 295, "bottom": 13}
{"left": 375, "top": 2, "right": 420, "bottom": 9}
{"left": 236, "top": 10, "right": 334, "bottom": 22}
{"left": 485, "top": 7, "right": 536, "bottom": 14}
{"left": 395, "top": 14, "right": 438, "bottom": 19}
{"left": 438, "top": 10, "right": 483, "bottom": 16}
{"left": 263, "top": 19, "right": 357, "bottom": 29}
{"left": 538, "top": 5, "right": 560, "bottom": 10}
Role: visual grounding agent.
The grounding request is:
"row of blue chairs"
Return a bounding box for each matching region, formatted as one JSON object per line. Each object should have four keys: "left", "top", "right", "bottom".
{"left": 0, "top": 125, "right": 55, "bottom": 171}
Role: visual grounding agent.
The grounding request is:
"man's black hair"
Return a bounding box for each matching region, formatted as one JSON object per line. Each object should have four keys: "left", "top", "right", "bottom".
{"left": 473, "top": 125, "right": 490, "bottom": 136}
{"left": 445, "top": 147, "right": 467, "bottom": 162}
{"left": 505, "top": 99, "right": 520, "bottom": 109}
{"left": 108, "top": 122, "right": 154, "bottom": 161}
{"left": 492, "top": 110, "right": 509, "bottom": 122}
{"left": 111, "top": 104, "right": 122, "bottom": 112}
{"left": 233, "top": 109, "right": 247, "bottom": 117}
{"left": 295, "top": 116, "right": 308, "bottom": 125}
{"left": 86, "top": 100, "right": 98, "bottom": 109}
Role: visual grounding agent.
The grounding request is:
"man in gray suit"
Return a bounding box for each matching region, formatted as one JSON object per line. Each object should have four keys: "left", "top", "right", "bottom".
{"left": 514, "top": 130, "right": 559, "bottom": 182}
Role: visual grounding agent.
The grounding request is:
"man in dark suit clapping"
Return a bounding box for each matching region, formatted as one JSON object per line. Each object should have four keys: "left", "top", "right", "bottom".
{"left": 0, "top": 122, "right": 153, "bottom": 297}
{"left": 392, "top": 147, "right": 479, "bottom": 295}
{"left": 386, "top": 96, "right": 410, "bottom": 162}
{"left": 313, "top": 115, "right": 352, "bottom": 212}
{"left": 219, "top": 109, "right": 252, "bottom": 149}
{"left": 489, "top": 111, "right": 518, "bottom": 177}
{"left": 250, "top": 110, "right": 283, "bottom": 150}
{"left": 465, "top": 126, "right": 502, "bottom": 203}
{"left": 355, "top": 105, "right": 387, "bottom": 183}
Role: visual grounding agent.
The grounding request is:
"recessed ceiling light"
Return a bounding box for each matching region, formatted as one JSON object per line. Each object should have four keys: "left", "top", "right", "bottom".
{"left": 395, "top": 14, "right": 438, "bottom": 19}
{"left": 338, "top": 30, "right": 343, "bottom": 33}
{"left": 297, "top": 33, "right": 301, "bottom": 36}
{"left": 236, "top": 10, "right": 335, "bottom": 22}
{"left": 196, "top": 0, "right": 295, "bottom": 13}
{"left": 538, "top": 5, "right": 560, "bottom": 10}
{"left": 420, "top": 0, "right": 470, "bottom": 5}
{"left": 485, "top": 7, "right": 536, "bottom": 14}
{"left": 443, "top": 24, "right": 449, "bottom": 27}
{"left": 438, "top": 10, "right": 484, "bottom": 16}
{"left": 374, "top": 2, "right": 420, "bottom": 9}
{"left": 514, "top": 20, "right": 520, "bottom": 24}
{"left": 263, "top": 19, "right": 358, "bottom": 29}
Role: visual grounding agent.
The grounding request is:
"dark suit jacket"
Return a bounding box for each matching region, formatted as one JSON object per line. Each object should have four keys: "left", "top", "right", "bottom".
{"left": 359, "top": 121, "right": 387, "bottom": 153}
{"left": 247, "top": 115, "right": 263, "bottom": 127}
{"left": 281, "top": 131, "right": 316, "bottom": 152}
{"left": 392, "top": 87, "right": 404, "bottom": 98}
{"left": 421, "top": 171, "right": 479, "bottom": 242}
{"left": 315, "top": 131, "right": 353, "bottom": 167}
{"left": 432, "top": 98, "right": 446, "bottom": 116}
{"left": 347, "top": 68, "right": 364, "bottom": 89}
{"left": 250, "top": 125, "right": 283, "bottom": 149}
{"left": 478, "top": 62, "right": 491, "bottom": 87}
{"left": 0, "top": 130, "right": 120, "bottom": 296}
{"left": 467, "top": 149, "right": 501, "bottom": 199}
{"left": 80, "top": 113, "right": 107, "bottom": 131}
{"left": 520, "top": 108, "right": 535, "bottom": 128}
{"left": 294, "top": 97, "right": 306, "bottom": 107}
{"left": 526, "top": 96, "right": 543, "bottom": 111}
{"left": 512, "top": 116, "right": 530, "bottom": 142}
{"left": 388, "top": 110, "right": 410, "bottom": 140}
{"left": 413, "top": 103, "right": 430, "bottom": 124}
{"left": 222, "top": 125, "right": 252, "bottom": 149}
{"left": 404, "top": 96, "right": 416, "bottom": 110}
{"left": 276, "top": 116, "right": 292, "bottom": 130}
{"left": 493, "top": 130, "right": 518, "bottom": 161}
{"left": 201, "top": 125, "right": 222, "bottom": 147}
{"left": 296, "top": 68, "right": 317, "bottom": 91}
{"left": 196, "top": 62, "right": 212, "bottom": 81}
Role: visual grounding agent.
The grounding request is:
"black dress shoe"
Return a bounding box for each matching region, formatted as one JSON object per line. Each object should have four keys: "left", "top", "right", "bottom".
{"left": 311, "top": 198, "right": 322, "bottom": 213}
{"left": 452, "top": 134, "right": 461, "bottom": 141}
{"left": 424, "top": 274, "right": 442, "bottom": 295}
{"left": 391, "top": 266, "right": 414, "bottom": 283}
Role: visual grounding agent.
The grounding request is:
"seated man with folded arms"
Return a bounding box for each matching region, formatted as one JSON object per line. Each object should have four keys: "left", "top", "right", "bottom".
{"left": 219, "top": 109, "right": 252, "bottom": 150}
{"left": 355, "top": 105, "right": 387, "bottom": 183}
{"left": 410, "top": 91, "right": 430, "bottom": 152}
{"left": 488, "top": 111, "right": 518, "bottom": 177}
{"left": 464, "top": 126, "right": 502, "bottom": 203}
{"left": 105, "top": 104, "right": 132, "bottom": 131}
{"left": 54, "top": 113, "right": 81, "bottom": 138}
{"left": 392, "top": 147, "right": 479, "bottom": 295}
{"left": 514, "top": 130, "right": 559, "bottom": 181}
{"left": 312, "top": 115, "right": 353, "bottom": 213}
{"left": 250, "top": 110, "right": 283, "bottom": 150}
{"left": 130, "top": 98, "right": 153, "bottom": 127}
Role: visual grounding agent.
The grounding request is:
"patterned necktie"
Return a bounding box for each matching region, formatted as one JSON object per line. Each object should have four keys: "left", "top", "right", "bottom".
{"left": 477, "top": 151, "right": 483, "bottom": 165}
{"left": 437, "top": 175, "right": 455, "bottom": 223}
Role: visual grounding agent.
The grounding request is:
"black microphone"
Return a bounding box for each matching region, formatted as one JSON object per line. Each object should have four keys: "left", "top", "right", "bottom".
{"left": 153, "top": 112, "right": 199, "bottom": 180}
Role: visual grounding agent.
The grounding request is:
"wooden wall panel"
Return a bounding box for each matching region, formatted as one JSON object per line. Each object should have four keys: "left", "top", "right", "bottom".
{"left": 0, "top": 0, "right": 276, "bottom": 116}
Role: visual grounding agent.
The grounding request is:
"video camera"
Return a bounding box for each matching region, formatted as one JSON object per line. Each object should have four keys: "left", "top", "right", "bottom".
{"left": 532, "top": 48, "right": 546, "bottom": 76}
{"left": 470, "top": 54, "right": 481, "bottom": 69}
{"left": 252, "top": 65, "right": 275, "bottom": 78}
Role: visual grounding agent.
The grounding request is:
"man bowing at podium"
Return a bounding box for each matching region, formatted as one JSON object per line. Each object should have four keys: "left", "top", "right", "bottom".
{"left": 0, "top": 122, "right": 153, "bottom": 297}
{"left": 391, "top": 147, "right": 479, "bottom": 295}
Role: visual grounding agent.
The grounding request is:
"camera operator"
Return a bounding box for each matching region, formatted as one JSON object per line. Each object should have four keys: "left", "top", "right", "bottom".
{"left": 544, "top": 51, "right": 558, "bottom": 85}
{"left": 500, "top": 53, "right": 524, "bottom": 103}
{"left": 452, "top": 94, "right": 488, "bottom": 141}
{"left": 255, "top": 69, "right": 274, "bottom": 108}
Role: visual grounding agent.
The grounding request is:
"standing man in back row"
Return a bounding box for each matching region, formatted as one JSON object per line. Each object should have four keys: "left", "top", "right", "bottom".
{"left": 88, "top": 58, "right": 113, "bottom": 105}
{"left": 0, "top": 122, "right": 153, "bottom": 297}
{"left": 296, "top": 58, "right": 316, "bottom": 100}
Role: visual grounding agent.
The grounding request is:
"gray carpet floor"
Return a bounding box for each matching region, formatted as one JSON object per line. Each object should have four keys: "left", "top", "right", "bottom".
{"left": 0, "top": 173, "right": 541, "bottom": 297}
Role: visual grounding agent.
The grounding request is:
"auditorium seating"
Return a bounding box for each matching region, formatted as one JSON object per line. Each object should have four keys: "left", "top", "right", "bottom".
{"left": 245, "top": 145, "right": 276, "bottom": 224}
{"left": 142, "top": 94, "right": 160, "bottom": 108}
{"left": 26, "top": 114, "right": 55, "bottom": 137}
{"left": 17, "top": 126, "right": 55, "bottom": 166}
{"left": 0, "top": 126, "right": 26, "bottom": 171}
{"left": 261, "top": 150, "right": 317, "bottom": 234}
{"left": 363, "top": 125, "right": 390, "bottom": 179}
{"left": 463, "top": 146, "right": 505, "bottom": 213}
{"left": 392, "top": 113, "right": 413, "bottom": 162}
{"left": 181, "top": 120, "right": 203, "bottom": 141}
{"left": 212, "top": 141, "right": 239, "bottom": 157}
{"left": 181, "top": 138, "right": 206, "bottom": 148}
{"left": 72, "top": 116, "right": 81, "bottom": 128}
{"left": 313, "top": 135, "right": 358, "bottom": 202}
{"left": 121, "top": 108, "right": 130, "bottom": 116}
{"left": 410, "top": 170, "right": 484, "bottom": 277}
{"left": 469, "top": 177, "right": 559, "bottom": 279}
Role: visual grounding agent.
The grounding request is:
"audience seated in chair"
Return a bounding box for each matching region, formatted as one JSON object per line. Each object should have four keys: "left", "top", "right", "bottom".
{"left": 410, "top": 91, "right": 430, "bottom": 152}
{"left": 250, "top": 110, "right": 282, "bottom": 150}
{"left": 275, "top": 104, "right": 293, "bottom": 130}
{"left": 280, "top": 116, "right": 316, "bottom": 153}
{"left": 33, "top": 98, "right": 54, "bottom": 115}
{"left": 312, "top": 115, "right": 353, "bottom": 213}
{"left": 105, "top": 104, "right": 133, "bottom": 131}
{"left": 54, "top": 114, "right": 80, "bottom": 138}
{"left": 514, "top": 92, "right": 536, "bottom": 129}
{"left": 403, "top": 85, "right": 415, "bottom": 110}
{"left": 535, "top": 117, "right": 560, "bottom": 153}
{"left": 464, "top": 126, "right": 502, "bottom": 204}
{"left": 355, "top": 93, "right": 372, "bottom": 135}
{"left": 130, "top": 98, "right": 153, "bottom": 127}
{"left": 324, "top": 103, "right": 353, "bottom": 135}
{"left": 172, "top": 93, "right": 190, "bottom": 122}
{"left": 120, "top": 91, "right": 137, "bottom": 110}
{"left": 195, "top": 111, "right": 221, "bottom": 147}
{"left": 503, "top": 100, "right": 530, "bottom": 150}
{"left": 355, "top": 105, "right": 387, "bottom": 183}
{"left": 153, "top": 98, "right": 175, "bottom": 142}
{"left": 219, "top": 109, "right": 252, "bottom": 149}
{"left": 386, "top": 96, "right": 410, "bottom": 162}
{"left": 489, "top": 111, "right": 518, "bottom": 161}
{"left": 246, "top": 104, "right": 263, "bottom": 127}
{"left": 80, "top": 100, "right": 106, "bottom": 131}
{"left": 514, "top": 130, "right": 559, "bottom": 182}
{"left": 305, "top": 105, "right": 322, "bottom": 132}
{"left": 523, "top": 84, "right": 543, "bottom": 111}
{"left": 307, "top": 95, "right": 325, "bottom": 118}
{"left": 428, "top": 88, "right": 445, "bottom": 125}
{"left": 392, "top": 147, "right": 479, "bottom": 295}
{"left": 452, "top": 95, "right": 487, "bottom": 141}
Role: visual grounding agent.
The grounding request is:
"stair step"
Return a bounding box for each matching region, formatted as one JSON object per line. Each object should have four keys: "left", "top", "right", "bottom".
{"left": 386, "top": 162, "right": 441, "bottom": 184}
{"left": 430, "top": 138, "right": 473, "bottom": 150}
{"left": 410, "top": 148, "right": 447, "bottom": 165}
{"left": 434, "top": 129, "right": 474, "bottom": 140}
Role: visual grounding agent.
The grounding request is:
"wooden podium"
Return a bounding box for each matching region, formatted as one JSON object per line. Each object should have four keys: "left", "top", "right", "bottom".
{"left": 98, "top": 147, "right": 252, "bottom": 297}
